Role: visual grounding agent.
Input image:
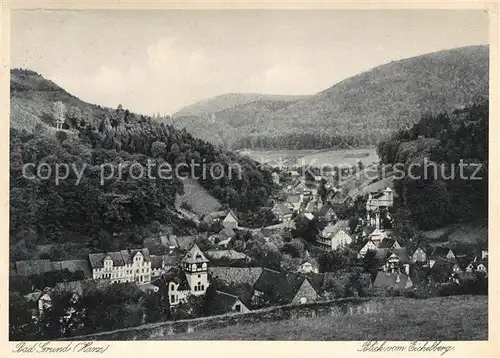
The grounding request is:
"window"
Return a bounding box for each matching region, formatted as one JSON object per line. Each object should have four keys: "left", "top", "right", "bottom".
{"left": 201, "top": 285, "right": 204, "bottom": 291}
{"left": 194, "top": 286, "right": 198, "bottom": 291}
{"left": 170, "top": 284, "right": 175, "bottom": 291}
{"left": 235, "top": 304, "right": 241, "bottom": 312}
{"left": 198, "top": 274, "right": 201, "bottom": 278}
{"left": 171, "top": 295, "right": 175, "bottom": 303}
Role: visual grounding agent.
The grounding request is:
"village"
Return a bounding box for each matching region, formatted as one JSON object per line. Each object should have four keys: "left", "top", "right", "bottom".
{"left": 13, "top": 160, "right": 488, "bottom": 324}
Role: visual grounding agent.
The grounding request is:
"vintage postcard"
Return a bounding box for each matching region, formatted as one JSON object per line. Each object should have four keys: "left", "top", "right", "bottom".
{"left": 1, "top": 1, "right": 498, "bottom": 357}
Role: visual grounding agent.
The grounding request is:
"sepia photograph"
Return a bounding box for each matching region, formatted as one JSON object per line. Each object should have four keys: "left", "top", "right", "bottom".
{"left": 6, "top": 6, "right": 492, "bottom": 346}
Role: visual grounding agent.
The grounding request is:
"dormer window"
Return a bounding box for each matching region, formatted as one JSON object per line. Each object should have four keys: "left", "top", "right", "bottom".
{"left": 104, "top": 257, "right": 113, "bottom": 268}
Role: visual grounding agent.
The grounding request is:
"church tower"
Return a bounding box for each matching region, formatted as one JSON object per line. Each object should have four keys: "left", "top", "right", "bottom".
{"left": 181, "top": 244, "right": 210, "bottom": 296}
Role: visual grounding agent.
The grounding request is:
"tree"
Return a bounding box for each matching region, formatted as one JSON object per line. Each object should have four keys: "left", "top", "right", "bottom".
{"left": 151, "top": 141, "right": 167, "bottom": 158}
{"left": 318, "top": 250, "right": 347, "bottom": 273}
{"left": 55, "top": 130, "right": 68, "bottom": 144}
{"left": 362, "top": 249, "right": 379, "bottom": 281}
{"left": 9, "top": 292, "right": 37, "bottom": 340}
{"left": 318, "top": 179, "right": 327, "bottom": 202}
{"left": 348, "top": 216, "right": 358, "bottom": 235}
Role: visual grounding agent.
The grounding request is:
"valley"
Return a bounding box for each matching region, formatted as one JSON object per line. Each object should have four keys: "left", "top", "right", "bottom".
{"left": 238, "top": 148, "right": 379, "bottom": 168}
{"left": 169, "top": 45, "right": 489, "bottom": 151}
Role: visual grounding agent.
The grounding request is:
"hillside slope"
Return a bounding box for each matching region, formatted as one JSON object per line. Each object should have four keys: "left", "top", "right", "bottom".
{"left": 9, "top": 69, "right": 275, "bottom": 261}
{"left": 172, "top": 45, "right": 489, "bottom": 149}
{"left": 155, "top": 296, "right": 487, "bottom": 341}
{"left": 173, "top": 93, "right": 310, "bottom": 117}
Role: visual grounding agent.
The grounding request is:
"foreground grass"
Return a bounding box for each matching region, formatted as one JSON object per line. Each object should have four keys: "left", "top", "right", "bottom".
{"left": 157, "top": 295, "right": 487, "bottom": 341}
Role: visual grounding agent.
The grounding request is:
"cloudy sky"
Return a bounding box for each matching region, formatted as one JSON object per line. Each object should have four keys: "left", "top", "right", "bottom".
{"left": 11, "top": 10, "right": 488, "bottom": 115}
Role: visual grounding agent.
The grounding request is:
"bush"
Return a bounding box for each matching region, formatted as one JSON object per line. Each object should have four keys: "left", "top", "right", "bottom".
{"left": 180, "top": 201, "right": 193, "bottom": 211}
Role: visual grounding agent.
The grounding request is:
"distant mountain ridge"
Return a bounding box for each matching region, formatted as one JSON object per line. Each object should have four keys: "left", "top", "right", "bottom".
{"left": 174, "top": 93, "right": 311, "bottom": 117}
{"left": 169, "top": 45, "right": 489, "bottom": 149}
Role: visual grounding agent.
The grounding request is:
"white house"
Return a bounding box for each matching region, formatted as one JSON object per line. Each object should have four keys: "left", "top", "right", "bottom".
{"left": 466, "top": 260, "right": 488, "bottom": 274}
{"left": 368, "top": 229, "right": 389, "bottom": 246}
{"left": 358, "top": 239, "right": 378, "bottom": 258}
{"left": 318, "top": 229, "right": 353, "bottom": 251}
{"left": 89, "top": 248, "right": 152, "bottom": 285}
{"left": 366, "top": 187, "right": 394, "bottom": 211}
{"left": 164, "top": 244, "right": 210, "bottom": 306}
{"left": 272, "top": 202, "right": 293, "bottom": 223}
{"left": 366, "top": 187, "right": 394, "bottom": 228}
{"left": 298, "top": 261, "right": 319, "bottom": 274}
{"left": 222, "top": 210, "right": 239, "bottom": 230}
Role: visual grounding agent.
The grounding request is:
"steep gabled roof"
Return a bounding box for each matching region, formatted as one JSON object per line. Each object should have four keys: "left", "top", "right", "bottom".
{"left": 88, "top": 248, "right": 151, "bottom": 269}
{"left": 276, "top": 273, "right": 307, "bottom": 303}
{"left": 317, "top": 204, "right": 336, "bottom": 217}
{"left": 224, "top": 210, "right": 239, "bottom": 222}
{"left": 156, "top": 267, "right": 191, "bottom": 291}
{"left": 468, "top": 260, "right": 488, "bottom": 270}
{"left": 209, "top": 266, "right": 263, "bottom": 286}
{"left": 206, "top": 291, "right": 246, "bottom": 315}
{"left": 130, "top": 248, "right": 150, "bottom": 262}
{"left": 431, "top": 246, "right": 454, "bottom": 258}
{"left": 363, "top": 226, "right": 377, "bottom": 236}
{"left": 389, "top": 248, "right": 410, "bottom": 264}
{"left": 378, "top": 238, "right": 397, "bottom": 249}
{"left": 182, "top": 244, "right": 209, "bottom": 264}
{"left": 253, "top": 268, "right": 283, "bottom": 294}
{"left": 16, "top": 260, "right": 53, "bottom": 276}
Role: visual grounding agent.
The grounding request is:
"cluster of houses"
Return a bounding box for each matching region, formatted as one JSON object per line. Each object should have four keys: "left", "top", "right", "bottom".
{"left": 14, "top": 168, "right": 489, "bottom": 326}
{"left": 270, "top": 174, "right": 343, "bottom": 229}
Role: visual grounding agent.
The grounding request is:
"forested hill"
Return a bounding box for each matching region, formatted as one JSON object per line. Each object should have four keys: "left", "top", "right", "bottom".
{"left": 10, "top": 69, "right": 275, "bottom": 259}
{"left": 170, "top": 45, "right": 489, "bottom": 150}
{"left": 377, "top": 101, "right": 488, "bottom": 231}
{"left": 173, "top": 93, "right": 310, "bottom": 118}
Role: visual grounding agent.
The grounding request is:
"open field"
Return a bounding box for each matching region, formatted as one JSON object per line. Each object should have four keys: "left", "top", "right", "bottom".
{"left": 422, "top": 220, "right": 488, "bottom": 247}
{"left": 241, "top": 148, "right": 378, "bottom": 169}
{"left": 175, "top": 178, "right": 222, "bottom": 215}
{"left": 155, "top": 295, "right": 487, "bottom": 341}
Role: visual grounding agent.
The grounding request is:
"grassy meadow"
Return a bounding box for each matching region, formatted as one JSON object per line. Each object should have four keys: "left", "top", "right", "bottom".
{"left": 155, "top": 295, "right": 487, "bottom": 341}
{"left": 175, "top": 178, "right": 222, "bottom": 215}
{"left": 241, "top": 148, "right": 378, "bottom": 169}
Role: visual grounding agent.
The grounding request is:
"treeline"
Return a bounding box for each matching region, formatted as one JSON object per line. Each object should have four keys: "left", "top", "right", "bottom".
{"left": 10, "top": 69, "right": 275, "bottom": 260}
{"left": 232, "top": 132, "right": 380, "bottom": 150}
{"left": 377, "top": 101, "right": 488, "bottom": 230}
